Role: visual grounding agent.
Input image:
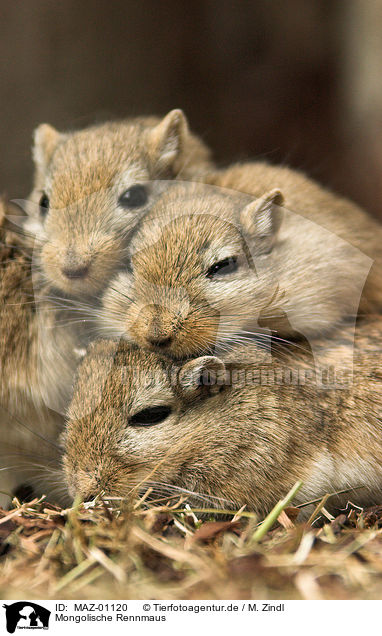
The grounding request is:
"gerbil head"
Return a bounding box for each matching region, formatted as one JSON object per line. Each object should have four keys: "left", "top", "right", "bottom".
{"left": 101, "top": 185, "right": 284, "bottom": 357}
{"left": 26, "top": 110, "right": 211, "bottom": 297}
{"left": 63, "top": 340, "right": 225, "bottom": 502}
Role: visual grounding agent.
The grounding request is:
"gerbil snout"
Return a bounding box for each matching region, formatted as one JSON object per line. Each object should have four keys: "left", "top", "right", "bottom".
{"left": 137, "top": 303, "right": 176, "bottom": 349}
{"left": 64, "top": 453, "right": 131, "bottom": 502}
{"left": 61, "top": 251, "right": 91, "bottom": 280}
{"left": 41, "top": 231, "right": 125, "bottom": 296}
{"left": 72, "top": 468, "right": 103, "bottom": 501}
{"left": 62, "top": 266, "right": 89, "bottom": 279}
{"left": 147, "top": 335, "right": 173, "bottom": 348}
{"left": 128, "top": 294, "right": 221, "bottom": 358}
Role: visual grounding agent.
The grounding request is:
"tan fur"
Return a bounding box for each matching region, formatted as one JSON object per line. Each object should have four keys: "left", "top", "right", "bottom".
{"left": 0, "top": 200, "right": 74, "bottom": 507}
{"left": 204, "top": 162, "right": 382, "bottom": 314}
{"left": 63, "top": 317, "right": 382, "bottom": 515}
{"left": 27, "top": 110, "right": 213, "bottom": 297}
{"left": 100, "top": 179, "right": 376, "bottom": 358}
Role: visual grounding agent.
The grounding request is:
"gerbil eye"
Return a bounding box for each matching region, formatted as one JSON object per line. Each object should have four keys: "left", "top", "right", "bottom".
{"left": 118, "top": 184, "right": 148, "bottom": 209}
{"left": 39, "top": 193, "right": 50, "bottom": 217}
{"left": 129, "top": 405, "right": 172, "bottom": 426}
{"left": 207, "top": 256, "right": 238, "bottom": 279}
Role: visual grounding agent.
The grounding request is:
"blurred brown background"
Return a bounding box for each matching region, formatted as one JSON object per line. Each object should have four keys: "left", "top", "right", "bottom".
{"left": 1, "top": 0, "right": 382, "bottom": 218}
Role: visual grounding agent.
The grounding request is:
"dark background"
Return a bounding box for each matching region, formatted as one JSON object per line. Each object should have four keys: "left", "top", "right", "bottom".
{"left": 1, "top": 0, "right": 382, "bottom": 219}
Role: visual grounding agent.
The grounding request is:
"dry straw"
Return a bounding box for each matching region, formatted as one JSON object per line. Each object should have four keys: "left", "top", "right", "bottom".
{"left": 1, "top": 483, "right": 382, "bottom": 600}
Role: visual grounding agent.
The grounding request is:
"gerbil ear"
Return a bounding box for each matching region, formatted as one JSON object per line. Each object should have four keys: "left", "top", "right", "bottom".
{"left": 178, "top": 356, "right": 226, "bottom": 399}
{"left": 150, "top": 109, "right": 188, "bottom": 171}
{"left": 33, "top": 123, "right": 61, "bottom": 177}
{"left": 240, "top": 188, "right": 284, "bottom": 255}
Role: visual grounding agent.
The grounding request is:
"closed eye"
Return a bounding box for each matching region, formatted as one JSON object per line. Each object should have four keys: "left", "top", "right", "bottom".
{"left": 129, "top": 405, "right": 172, "bottom": 426}
{"left": 206, "top": 256, "right": 238, "bottom": 279}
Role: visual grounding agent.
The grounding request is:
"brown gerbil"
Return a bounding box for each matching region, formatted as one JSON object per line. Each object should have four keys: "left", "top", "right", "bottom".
{"left": 204, "top": 161, "right": 382, "bottom": 315}
{"left": 63, "top": 317, "right": 382, "bottom": 516}
{"left": 24, "top": 110, "right": 213, "bottom": 298}
{"left": 99, "top": 178, "right": 374, "bottom": 359}
{"left": 0, "top": 200, "right": 76, "bottom": 507}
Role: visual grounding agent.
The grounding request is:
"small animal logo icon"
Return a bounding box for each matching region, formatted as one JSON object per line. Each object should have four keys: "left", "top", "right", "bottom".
{"left": 3, "top": 602, "right": 50, "bottom": 633}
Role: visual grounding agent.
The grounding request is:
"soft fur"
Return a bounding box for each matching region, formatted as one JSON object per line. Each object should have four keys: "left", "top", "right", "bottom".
{"left": 26, "top": 110, "right": 213, "bottom": 298}
{"left": 0, "top": 201, "right": 72, "bottom": 507}
{"left": 64, "top": 317, "right": 382, "bottom": 516}
{"left": 99, "top": 176, "right": 378, "bottom": 358}
{"left": 205, "top": 162, "right": 382, "bottom": 315}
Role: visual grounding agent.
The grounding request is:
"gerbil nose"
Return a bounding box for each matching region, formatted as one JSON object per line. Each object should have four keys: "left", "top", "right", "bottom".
{"left": 62, "top": 264, "right": 90, "bottom": 279}
{"left": 62, "top": 249, "right": 91, "bottom": 279}
{"left": 138, "top": 303, "right": 176, "bottom": 349}
{"left": 147, "top": 335, "right": 173, "bottom": 348}
{"left": 81, "top": 488, "right": 99, "bottom": 502}
{"left": 76, "top": 475, "right": 103, "bottom": 501}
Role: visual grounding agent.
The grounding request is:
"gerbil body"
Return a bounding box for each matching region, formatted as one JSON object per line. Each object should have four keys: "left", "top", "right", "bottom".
{"left": 100, "top": 178, "right": 375, "bottom": 358}
{"left": 204, "top": 162, "right": 382, "bottom": 314}
{"left": 26, "top": 110, "right": 213, "bottom": 298}
{"left": 64, "top": 317, "right": 382, "bottom": 516}
{"left": 0, "top": 201, "right": 74, "bottom": 507}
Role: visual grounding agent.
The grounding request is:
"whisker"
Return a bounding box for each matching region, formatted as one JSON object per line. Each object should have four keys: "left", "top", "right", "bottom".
{"left": 0, "top": 405, "right": 61, "bottom": 451}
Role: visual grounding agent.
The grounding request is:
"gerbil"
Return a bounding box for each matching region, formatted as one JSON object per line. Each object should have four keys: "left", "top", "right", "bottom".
{"left": 63, "top": 317, "right": 382, "bottom": 516}
{"left": 204, "top": 161, "right": 382, "bottom": 314}
{"left": 99, "top": 180, "right": 373, "bottom": 359}
{"left": 0, "top": 200, "right": 78, "bottom": 507}
{"left": 25, "top": 110, "right": 213, "bottom": 298}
